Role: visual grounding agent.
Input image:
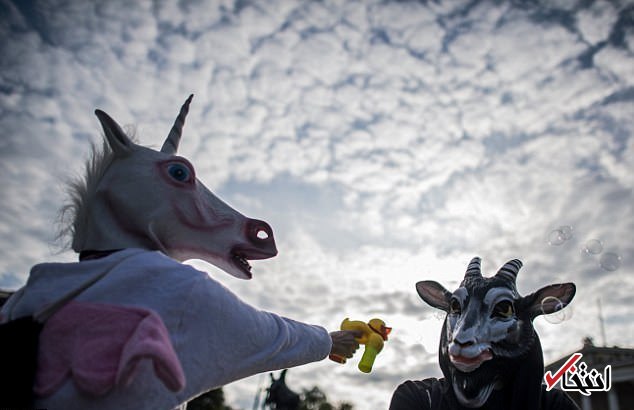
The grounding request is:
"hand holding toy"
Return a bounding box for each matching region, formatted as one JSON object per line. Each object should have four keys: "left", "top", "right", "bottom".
{"left": 329, "top": 318, "right": 391, "bottom": 373}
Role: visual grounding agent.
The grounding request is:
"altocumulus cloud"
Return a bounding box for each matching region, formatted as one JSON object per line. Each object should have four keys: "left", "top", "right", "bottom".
{"left": 1, "top": 0, "right": 633, "bottom": 408}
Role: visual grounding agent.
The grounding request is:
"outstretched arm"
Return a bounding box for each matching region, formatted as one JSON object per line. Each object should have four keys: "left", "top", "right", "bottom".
{"left": 175, "top": 273, "right": 353, "bottom": 402}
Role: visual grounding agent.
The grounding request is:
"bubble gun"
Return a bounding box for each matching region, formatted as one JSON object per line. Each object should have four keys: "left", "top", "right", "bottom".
{"left": 329, "top": 318, "right": 391, "bottom": 373}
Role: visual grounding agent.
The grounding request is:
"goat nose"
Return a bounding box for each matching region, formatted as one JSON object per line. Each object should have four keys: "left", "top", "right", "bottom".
{"left": 454, "top": 334, "right": 477, "bottom": 347}
{"left": 455, "top": 340, "right": 475, "bottom": 347}
{"left": 245, "top": 218, "right": 278, "bottom": 257}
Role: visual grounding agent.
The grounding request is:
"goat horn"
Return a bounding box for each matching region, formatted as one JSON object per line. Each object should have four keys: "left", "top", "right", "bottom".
{"left": 496, "top": 259, "right": 523, "bottom": 282}
{"left": 161, "top": 94, "right": 194, "bottom": 154}
{"left": 464, "top": 257, "right": 482, "bottom": 278}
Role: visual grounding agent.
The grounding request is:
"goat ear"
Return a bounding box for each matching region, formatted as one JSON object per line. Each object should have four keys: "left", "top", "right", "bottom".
{"left": 524, "top": 283, "right": 576, "bottom": 319}
{"left": 416, "top": 281, "right": 452, "bottom": 312}
{"left": 94, "top": 109, "right": 135, "bottom": 157}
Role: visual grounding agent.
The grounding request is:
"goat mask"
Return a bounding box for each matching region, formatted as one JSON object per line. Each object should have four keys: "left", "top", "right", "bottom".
{"left": 416, "top": 257, "right": 575, "bottom": 409}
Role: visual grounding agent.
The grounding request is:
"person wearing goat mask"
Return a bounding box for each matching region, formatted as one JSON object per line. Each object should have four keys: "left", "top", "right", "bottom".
{"left": 390, "top": 257, "right": 579, "bottom": 410}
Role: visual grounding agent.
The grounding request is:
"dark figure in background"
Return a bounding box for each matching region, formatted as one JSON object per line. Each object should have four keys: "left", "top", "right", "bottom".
{"left": 264, "top": 369, "right": 300, "bottom": 410}
{"left": 390, "top": 257, "right": 580, "bottom": 410}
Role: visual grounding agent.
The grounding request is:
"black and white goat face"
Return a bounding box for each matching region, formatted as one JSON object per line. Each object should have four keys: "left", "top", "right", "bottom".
{"left": 416, "top": 257, "right": 576, "bottom": 408}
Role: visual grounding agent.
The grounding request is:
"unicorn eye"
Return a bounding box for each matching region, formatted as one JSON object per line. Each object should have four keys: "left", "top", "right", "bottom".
{"left": 449, "top": 298, "right": 462, "bottom": 315}
{"left": 167, "top": 163, "right": 191, "bottom": 183}
{"left": 492, "top": 300, "right": 515, "bottom": 319}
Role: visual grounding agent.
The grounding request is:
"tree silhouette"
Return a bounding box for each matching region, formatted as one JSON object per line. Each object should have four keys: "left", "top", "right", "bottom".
{"left": 187, "top": 388, "right": 234, "bottom": 410}
{"left": 298, "top": 386, "right": 353, "bottom": 410}
{"left": 260, "top": 370, "right": 354, "bottom": 410}
{"left": 186, "top": 378, "right": 353, "bottom": 410}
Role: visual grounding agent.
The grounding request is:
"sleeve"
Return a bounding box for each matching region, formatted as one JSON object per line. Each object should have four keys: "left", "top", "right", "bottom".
{"left": 173, "top": 274, "right": 332, "bottom": 400}
{"left": 389, "top": 380, "right": 433, "bottom": 410}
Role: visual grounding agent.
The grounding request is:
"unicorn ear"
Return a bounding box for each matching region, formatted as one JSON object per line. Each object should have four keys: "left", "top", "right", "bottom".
{"left": 94, "top": 109, "right": 135, "bottom": 157}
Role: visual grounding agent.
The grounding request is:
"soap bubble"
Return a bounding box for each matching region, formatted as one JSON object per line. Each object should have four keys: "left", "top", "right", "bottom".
{"left": 582, "top": 239, "right": 603, "bottom": 255}
{"left": 547, "top": 230, "right": 566, "bottom": 246}
{"left": 558, "top": 225, "right": 573, "bottom": 240}
{"left": 547, "top": 225, "right": 574, "bottom": 246}
{"left": 433, "top": 310, "right": 446, "bottom": 321}
{"left": 540, "top": 296, "right": 573, "bottom": 324}
{"left": 599, "top": 252, "right": 621, "bottom": 271}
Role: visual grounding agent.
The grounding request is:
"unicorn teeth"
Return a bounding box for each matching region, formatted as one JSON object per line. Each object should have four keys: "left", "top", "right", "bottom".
{"left": 234, "top": 254, "right": 252, "bottom": 271}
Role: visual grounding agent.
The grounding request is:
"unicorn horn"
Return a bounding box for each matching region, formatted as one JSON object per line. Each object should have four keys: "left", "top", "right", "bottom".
{"left": 161, "top": 94, "right": 194, "bottom": 154}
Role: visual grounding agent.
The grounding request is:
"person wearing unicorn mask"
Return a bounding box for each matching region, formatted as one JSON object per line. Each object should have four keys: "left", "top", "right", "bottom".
{"left": 0, "top": 95, "right": 360, "bottom": 410}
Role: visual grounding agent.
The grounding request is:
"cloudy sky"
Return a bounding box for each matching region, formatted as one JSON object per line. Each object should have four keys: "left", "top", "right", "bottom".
{"left": 1, "top": 0, "right": 632, "bottom": 408}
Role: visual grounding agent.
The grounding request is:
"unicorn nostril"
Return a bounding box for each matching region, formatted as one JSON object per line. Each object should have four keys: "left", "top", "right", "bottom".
{"left": 245, "top": 218, "right": 275, "bottom": 248}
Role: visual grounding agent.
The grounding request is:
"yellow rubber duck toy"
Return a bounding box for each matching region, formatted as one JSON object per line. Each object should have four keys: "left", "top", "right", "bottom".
{"left": 329, "top": 318, "right": 391, "bottom": 373}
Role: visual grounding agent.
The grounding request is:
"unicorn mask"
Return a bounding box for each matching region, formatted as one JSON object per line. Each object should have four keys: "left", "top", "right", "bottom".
{"left": 69, "top": 95, "right": 277, "bottom": 279}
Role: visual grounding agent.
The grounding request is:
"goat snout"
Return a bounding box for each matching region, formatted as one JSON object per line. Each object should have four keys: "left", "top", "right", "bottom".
{"left": 449, "top": 338, "right": 489, "bottom": 359}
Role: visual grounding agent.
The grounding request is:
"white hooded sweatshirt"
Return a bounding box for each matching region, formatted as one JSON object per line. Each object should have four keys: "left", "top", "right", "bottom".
{"left": 1, "top": 249, "right": 331, "bottom": 410}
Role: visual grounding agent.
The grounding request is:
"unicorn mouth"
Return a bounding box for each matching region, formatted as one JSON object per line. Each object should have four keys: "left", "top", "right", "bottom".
{"left": 229, "top": 245, "right": 277, "bottom": 279}
{"left": 450, "top": 350, "right": 493, "bottom": 373}
{"left": 232, "top": 253, "right": 253, "bottom": 277}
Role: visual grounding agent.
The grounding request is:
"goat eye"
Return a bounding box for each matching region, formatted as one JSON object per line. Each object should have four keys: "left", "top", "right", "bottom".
{"left": 449, "top": 298, "right": 461, "bottom": 315}
{"left": 493, "top": 300, "right": 514, "bottom": 319}
{"left": 167, "top": 163, "right": 191, "bottom": 182}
